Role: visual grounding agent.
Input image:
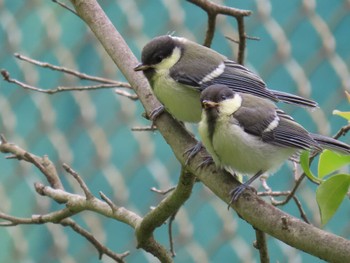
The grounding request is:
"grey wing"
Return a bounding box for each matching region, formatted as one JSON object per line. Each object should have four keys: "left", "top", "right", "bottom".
{"left": 207, "top": 60, "right": 279, "bottom": 102}
{"left": 169, "top": 62, "right": 218, "bottom": 88}
{"left": 234, "top": 101, "right": 320, "bottom": 150}
{"left": 209, "top": 60, "right": 317, "bottom": 108}
{"left": 262, "top": 110, "right": 321, "bottom": 150}
{"left": 169, "top": 45, "right": 224, "bottom": 89}
{"left": 233, "top": 95, "right": 279, "bottom": 137}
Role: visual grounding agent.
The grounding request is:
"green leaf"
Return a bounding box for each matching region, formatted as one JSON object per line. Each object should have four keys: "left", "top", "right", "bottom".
{"left": 333, "top": 110, "right": 350, "bottom": 121}
{"left": 316, "top": 174, "right": 350, "bottom": 226}
{"left": 318, "top": 150, "right": 350, "bottom": 178}
{"left": 300, "top": 151, "right": 322, "bottom": 183}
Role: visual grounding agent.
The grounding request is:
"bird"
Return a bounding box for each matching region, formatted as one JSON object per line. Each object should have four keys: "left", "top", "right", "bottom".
{"left": 198, "top": 84, "right": 350, "bottom": 203}
{"left": 134, "top": 35, "right": 317, "bottom": 123}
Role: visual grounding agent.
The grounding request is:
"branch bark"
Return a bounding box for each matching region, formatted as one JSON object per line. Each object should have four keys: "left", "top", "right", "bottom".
{"left": 66, "top": 0, "right": 350, "bottom": 262}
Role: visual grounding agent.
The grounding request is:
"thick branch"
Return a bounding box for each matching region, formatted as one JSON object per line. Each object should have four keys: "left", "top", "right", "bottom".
{"left": 67, "top": 1, "right": 350, "bottom": 262}
{"left": 136, "top": 168, "right": 196, "bottom": 246}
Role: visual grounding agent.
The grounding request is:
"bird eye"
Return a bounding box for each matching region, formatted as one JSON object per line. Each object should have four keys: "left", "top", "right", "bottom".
{"left": 155, "top": 55, "right": 164, "bottom": 63}
{"left": 221, "top": 95, "right": 227, "bottom": 100}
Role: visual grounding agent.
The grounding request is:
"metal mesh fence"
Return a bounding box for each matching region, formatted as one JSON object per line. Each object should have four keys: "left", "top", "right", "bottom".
{"left": 1, "top": 0, "right": 350, "bottom": 262}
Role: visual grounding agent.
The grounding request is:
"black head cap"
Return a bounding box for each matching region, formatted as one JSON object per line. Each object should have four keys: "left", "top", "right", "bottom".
{"left": 140, "top": 35, "right": 178, "bottom": 66}
{"left": 200, "top": 84, "right": 235, "bottom": 103}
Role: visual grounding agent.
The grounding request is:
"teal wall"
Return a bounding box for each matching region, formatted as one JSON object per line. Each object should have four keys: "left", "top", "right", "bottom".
{"left": 1, "top": 1, "right": 349, "bottom": 262}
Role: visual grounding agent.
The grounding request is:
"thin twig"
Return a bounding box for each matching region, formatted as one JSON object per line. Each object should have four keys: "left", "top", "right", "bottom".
{"left": 0, "top": 134, "right": 8, "bottom": 143}
{"left": 0, "top": 208, "right": 73, "bottom": 225}
{"left": 131, "top": 126, "right": 158, "bottom": 132}
{"left": 0, "top": 209, "right": 129, "bottom": 262}
{"left": 333, "top": 123, "right": 350, "bottom": 140}
{"left": 61, "top": 218, "right": 129, "bottom": 262}
{"left": 253, "top": 228, "right": 270, "bottom": 263}
{"left": 63, "top": 163, "right": 94, "bottom": 200}
{"left": 115, "top": 89, "right": 138, "bottom": 100}
{"left": 0, "top": 134, "right": 64, "bottom": 190}
{"left": 187, "top": 0, "right": 251, "bottom": 17}
{"left": 258, "top": 191, "right": 292, "bottom": 197}
{"left": 99, "top": 191, "right": 119, "bottom": 212}
{"left": 14, "top": 53, "right": 129, "bottom": 86}
{"left": 204, "top": 13, "right": 217, "bottom": 47}
{"left": 260, "top": 177, "right": 276, "bottom": 203}
{"left": 187, "top": 0, "right": 251, "bottom": 48}
{"left": 292, "top": 196, "right": 310, "bottom": 224}
{"left": 2, "top": 69, "right": 129, "bottom": 92}
{"left": 276, "top": 173, "right": 306, "bottom": 205}
{"left": 52, "top": 0, "right": 79, "bottom": 16}
{"left": 236, "top": 16, "right": 246, "bottom": 65}
{"left": 168, "top": 211, "right": 178, "bottom": 257}
{"left": 151, "top": 186, "right": 176, "bottom": 195}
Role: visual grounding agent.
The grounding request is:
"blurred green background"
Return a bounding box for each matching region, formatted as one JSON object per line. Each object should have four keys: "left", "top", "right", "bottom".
{"left": 1, "top": 0, "right": 350, "bottom": 262}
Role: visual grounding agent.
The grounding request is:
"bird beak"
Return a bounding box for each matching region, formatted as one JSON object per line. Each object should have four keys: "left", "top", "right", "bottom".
{"left": 134, "top": 63, "right": 152, "bottom": 71}
{"left": 202, "top": 100, "right": 219, "bottom": 109}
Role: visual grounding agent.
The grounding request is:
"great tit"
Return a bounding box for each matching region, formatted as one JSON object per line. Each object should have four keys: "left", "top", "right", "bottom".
{"left": 198, "top": 84, "right": 350, "bottom": 202}
{"left": 134, "top": 35, "right": 317, "bottom": 123}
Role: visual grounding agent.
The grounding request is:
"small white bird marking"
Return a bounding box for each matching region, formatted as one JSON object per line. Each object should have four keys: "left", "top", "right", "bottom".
{"left": 199, "top": 63, "right": 225, "bottom": 84}
{"left": 264, "top": 115, "right": 280, "bottom": 132}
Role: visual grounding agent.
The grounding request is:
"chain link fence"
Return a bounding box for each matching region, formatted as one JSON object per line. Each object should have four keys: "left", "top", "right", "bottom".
{"left": 1, "top": 0, "right": 350, "bottom": 262}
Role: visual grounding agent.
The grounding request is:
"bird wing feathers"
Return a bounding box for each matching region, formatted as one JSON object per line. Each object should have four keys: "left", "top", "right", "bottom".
{"left": 233, "top": 94, "right": 320, "bottom": 150}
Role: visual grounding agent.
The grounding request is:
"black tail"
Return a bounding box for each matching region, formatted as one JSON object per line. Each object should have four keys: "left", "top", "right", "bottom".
{"left": 272, "top": 90, "right": 318, "bottom": 108}
{"left": 311, "top": 133, "right": 350, "bottom": 154}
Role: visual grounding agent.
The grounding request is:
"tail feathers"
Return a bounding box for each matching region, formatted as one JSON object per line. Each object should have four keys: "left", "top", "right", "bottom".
{"left": 311, "top": 133, "right": 350, "bottom": 155}
{"left": 272, "top": 90, "right": 318, "bottom": 109}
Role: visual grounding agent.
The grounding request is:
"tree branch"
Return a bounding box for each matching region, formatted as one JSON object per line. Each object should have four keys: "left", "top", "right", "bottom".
{"left": 66, "top": 1, "right": 350, "bottom": 262}
{"left": 0, "top": 134, "right": 64, "bottom": 190}
{"left": 61, "top": 218, "right": 130, "bottom": 262}
{"left": 1, "top": 69, "right": 137, "bottom": 100}
{"left": 187, "top": 0, "right": 251, "bottom": 63}
{"left": 254, "top": 228, "right": 270, "bottom": 263}
{"left": 13, "top": 53, "right": 128, "bottom": 86}
{"left": 0, "top": 189, "right": 130, "bottom": 262}
{"left": 136, "top": 167, "right": 196, "bottom": 260}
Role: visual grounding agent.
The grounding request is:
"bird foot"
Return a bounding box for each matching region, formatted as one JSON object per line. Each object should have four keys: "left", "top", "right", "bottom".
{"left": 146, "top": 105, "right": 165, "bottom": 128}
{"left": 184, "top": 142, "right": 204, "bottom": 165}
{"left": 196, "top": 155, "right": 214, "bottom": 170}
{"left": 227, "top": 184, "right": 257, "bottom": 209}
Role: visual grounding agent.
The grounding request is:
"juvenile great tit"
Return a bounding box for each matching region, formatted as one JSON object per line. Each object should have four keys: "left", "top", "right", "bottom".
{"left": 134, "top": 35, "right": 317, "bottom": 123}
{"left": 198, "top": 84, "right": 350, "bottom": 202}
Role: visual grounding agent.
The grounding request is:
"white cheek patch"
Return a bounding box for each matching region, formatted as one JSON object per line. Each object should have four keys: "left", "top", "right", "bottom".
{"left": 155, "top": 46, "right": 182, "bottom": 71}
{"left": 199, "top": 63, "right": 225, "bottom": 84}
{"left": 264, "top": 115, "right": 280, "bottom": 132}
{"left": 220, "top": 93, "right": 242, "bottom": 115}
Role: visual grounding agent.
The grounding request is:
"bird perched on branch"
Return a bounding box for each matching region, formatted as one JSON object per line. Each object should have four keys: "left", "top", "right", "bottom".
{"left": 198, "top": 84, "right": 350, "bottom": 203}
{"left": 134, "top": 35, "right": 317, "bottom": 123}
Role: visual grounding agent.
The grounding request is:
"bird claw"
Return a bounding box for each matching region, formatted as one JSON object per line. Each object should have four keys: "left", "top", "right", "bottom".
{"left": 147, "top": 105, "right": 165, "bottom": 127}
{"left": 150, "top": 105, "right": 165, "bottom": 120}
{"left": 184, "top": 142, "right": 204, "bottom": 165}
{"left": 227, "top": 184, "right": 257, "bottom": 209}
{"left": 196, "top": 155, "right": 214, "bottom": 170}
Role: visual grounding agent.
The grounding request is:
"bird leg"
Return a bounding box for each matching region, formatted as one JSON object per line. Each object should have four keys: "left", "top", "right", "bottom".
{"left": 228, "top": 170, "right": 263, "bottom": 207}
